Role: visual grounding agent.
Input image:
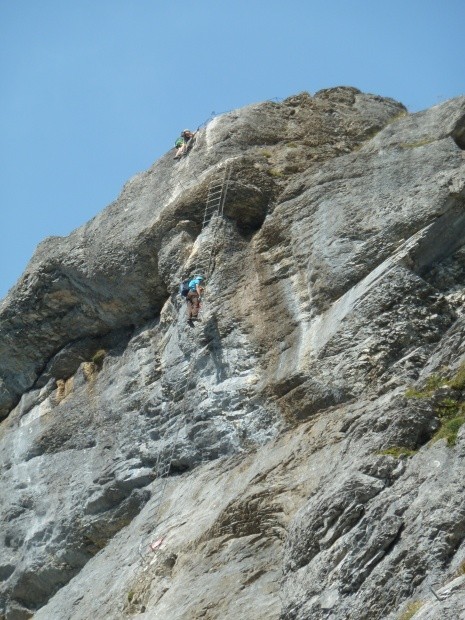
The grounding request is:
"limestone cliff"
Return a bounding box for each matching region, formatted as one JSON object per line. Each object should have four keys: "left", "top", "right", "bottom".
{"left": 1, "top": 87, "right": 465, "bottom": 620}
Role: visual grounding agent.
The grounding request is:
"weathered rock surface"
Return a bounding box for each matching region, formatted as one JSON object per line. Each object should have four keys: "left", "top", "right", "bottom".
{"left": 1, "top": 87, "right": 465, "bottom": 619}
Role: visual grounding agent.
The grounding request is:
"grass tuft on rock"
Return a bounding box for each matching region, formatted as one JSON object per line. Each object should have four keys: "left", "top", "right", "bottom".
{"left": 268, "top": 168, "right": 284, "bottom": 177}
{"left": 432, "top": 398, "right": 465, "bottom": 445}
{"left": 455, "top": 560, "right": 465, "bottom": 577}
{"left": 449, "top": 362, "right": 465, "bottom": 390}
{"left": 398, "top": 600, "right": 424, "bottom": 620}
{"left": 405, "top": 373, "right": 447, "bottom": 399}
{"left": 406, "top": 369, "right": 465, "bottom": 446}
{"left": 433, "top": 414, "right": 465, "bottom": 446}
{"left": 92, "top": 349, "right": 107, "bottom": 370}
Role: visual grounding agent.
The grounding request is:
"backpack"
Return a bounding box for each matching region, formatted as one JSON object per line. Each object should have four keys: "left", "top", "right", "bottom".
{"left": 179, "top": 279, "right": 190, "bottom": 297}
{"left": 175, "top": 137, "right": 184, "bottom": 148}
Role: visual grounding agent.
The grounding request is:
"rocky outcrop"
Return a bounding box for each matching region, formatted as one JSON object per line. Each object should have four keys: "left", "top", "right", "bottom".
{"left": 1, "top": 87, "right": 465, "bottom": 619}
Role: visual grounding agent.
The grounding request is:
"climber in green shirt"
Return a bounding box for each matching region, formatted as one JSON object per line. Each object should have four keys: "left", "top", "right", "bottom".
{"left": 174, "top": 129, "right": 196, "bottom": 159}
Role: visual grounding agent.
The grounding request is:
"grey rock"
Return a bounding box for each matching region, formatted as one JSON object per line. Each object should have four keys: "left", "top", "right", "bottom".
{"left": 1, "top": 88, "right": 465, "bottom": 619}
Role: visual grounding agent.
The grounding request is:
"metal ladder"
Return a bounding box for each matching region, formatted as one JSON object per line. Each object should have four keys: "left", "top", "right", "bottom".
{"left": 203, "top": 165, "right": 231, "bottom": 228}
{"left": 139, "top": 163, "right": 233, "bottom": 558}
{"left": 192, "top": 162, "right": 232, "bottom": 281}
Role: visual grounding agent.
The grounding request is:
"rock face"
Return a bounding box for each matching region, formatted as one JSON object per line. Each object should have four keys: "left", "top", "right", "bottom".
{"left": 1, "top": 86, "right": 465, "bottom": 620}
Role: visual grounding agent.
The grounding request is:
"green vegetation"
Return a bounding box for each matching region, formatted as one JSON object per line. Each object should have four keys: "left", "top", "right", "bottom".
{"left": 399, "top": 600, "right": 424, "bottom": 620}
{"left": 435, "top": 397, "right": 460, "bottom": 417}
{"left": 378, "top": 447, "right": 417, "bottom": 458}
{"left": 405, "top": 366, "right": 465, "bottom": 447}
{"left": 261, "top": 149, "right": 272, "bottom": 158}
{"left": 286, "top": 142, "right": 298, "bottom": 148}
{"left": 431, "top": 398, "right": 465, "bottom": 446}
{"left": 404, "top": 387, "right": 430, "bottom": 399}
{"left": 432, "top": 412, "right": 465, "bottom": 446}
{"left": 405, "top": 373, "right": 447, "bottom": 399}
{"left": 424, "top": 373, "right": 448, "bottom": 391}
{"left": 92, "top": 349, "right": 107, "bottom": 370}
{"left": 406, "top": 364, "right": 465, "bottom": 398}
{"left": 455, "top": 560, "right": 465, "bottom": 576}
{"left": 268, "top": 168, "right": 284, "bottom": 177}
{"left": 127, "top": 590, "right": 135, "bottom": 603}
{"left": 449, "top": 362, "right": 465, "bottom": 390}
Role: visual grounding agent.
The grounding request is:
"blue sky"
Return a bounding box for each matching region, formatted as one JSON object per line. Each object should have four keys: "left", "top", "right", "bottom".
{"left": 1, "top": 0, "right": 463, "bottom": 300}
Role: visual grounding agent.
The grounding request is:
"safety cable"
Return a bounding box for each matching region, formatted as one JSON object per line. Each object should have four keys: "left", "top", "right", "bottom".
{"left": 137, "top": 163, "right": 234, "bottom": 562}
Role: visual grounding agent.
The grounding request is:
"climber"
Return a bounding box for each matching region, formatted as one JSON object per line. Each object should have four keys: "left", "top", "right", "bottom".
{"left": 174, "top": 129, "right": 196, "bottom": 159}
{"left": 186, "top": 275, "right": 205, "bottom": 322}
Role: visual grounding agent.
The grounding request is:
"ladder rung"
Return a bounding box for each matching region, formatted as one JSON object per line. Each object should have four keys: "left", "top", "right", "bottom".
{"left": 143, "top": 166, "right": 231, "bottom": 548}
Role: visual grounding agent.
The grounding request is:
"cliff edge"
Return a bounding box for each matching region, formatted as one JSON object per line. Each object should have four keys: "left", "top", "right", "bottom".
{"left": 1, "top": 87, "right": 465, "bottom": 620}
